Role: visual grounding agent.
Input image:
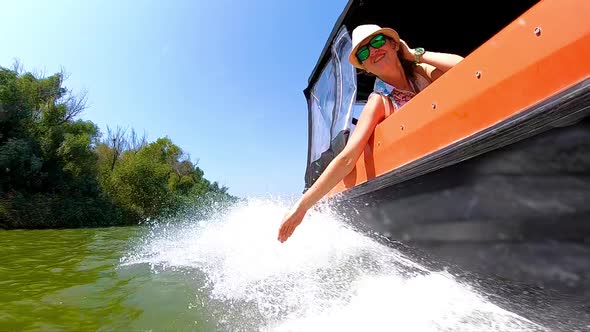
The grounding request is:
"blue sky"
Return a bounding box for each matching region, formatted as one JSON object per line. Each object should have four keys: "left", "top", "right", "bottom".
{"left": 0, "top": 0, "right": 348, "bottom": 199}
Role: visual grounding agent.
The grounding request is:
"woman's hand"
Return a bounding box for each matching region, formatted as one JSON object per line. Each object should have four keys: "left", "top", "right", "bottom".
{"left": 277, "top": 206, "right": 307, "bottom": 243}
{"left": 399, "top": 39, "right": 417, "bottom": 62}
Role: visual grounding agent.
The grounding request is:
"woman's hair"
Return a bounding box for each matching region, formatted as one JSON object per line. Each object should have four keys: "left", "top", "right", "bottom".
{"left": 398, "top": 49, "right": 416, "bottom": 80}
{"left": 359, "top": 37, "right": 416, "bottom": 80}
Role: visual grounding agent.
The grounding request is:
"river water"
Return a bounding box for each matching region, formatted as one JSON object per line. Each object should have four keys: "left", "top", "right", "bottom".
{"left": 0, "top": 198, "right": 568, "bottom": 331}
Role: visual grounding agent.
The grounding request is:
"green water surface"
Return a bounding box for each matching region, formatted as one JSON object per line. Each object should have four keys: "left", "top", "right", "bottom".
{"left": 0, "top": 227, "right": 215, "bottom": 331}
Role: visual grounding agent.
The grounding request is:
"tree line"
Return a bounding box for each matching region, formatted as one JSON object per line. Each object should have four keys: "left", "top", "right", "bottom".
{"left": 0, "top": 64, "right": 239, "bottom": 229}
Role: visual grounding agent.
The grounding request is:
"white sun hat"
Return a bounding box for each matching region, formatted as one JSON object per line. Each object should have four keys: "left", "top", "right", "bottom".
{"left": 349, "top": 24, "right": 400, "bottom": 69}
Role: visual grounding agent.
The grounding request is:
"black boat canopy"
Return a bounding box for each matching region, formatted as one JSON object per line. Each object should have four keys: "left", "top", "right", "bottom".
{"left": 302, "top": 0, "right": 540, "bottom": 190}
{"left": 304, "top": 0, "right": 540, "bottom": 102}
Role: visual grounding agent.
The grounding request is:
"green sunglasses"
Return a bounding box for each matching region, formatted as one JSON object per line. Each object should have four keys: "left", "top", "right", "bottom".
{"left": 355, "top": 34, "right": 389, "bottom": 63}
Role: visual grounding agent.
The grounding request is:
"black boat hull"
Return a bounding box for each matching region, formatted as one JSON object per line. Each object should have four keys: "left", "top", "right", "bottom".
{"left": 329, "top": 82, "right": 590, "bottom": 329}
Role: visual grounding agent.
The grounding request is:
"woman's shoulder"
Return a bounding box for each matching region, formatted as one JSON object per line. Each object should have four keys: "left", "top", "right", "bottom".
{"left": 412, "top": 64, "right": 436, "bottom": 92}
{"left": 414, "top": 63, "right": 436, "bottom": 83}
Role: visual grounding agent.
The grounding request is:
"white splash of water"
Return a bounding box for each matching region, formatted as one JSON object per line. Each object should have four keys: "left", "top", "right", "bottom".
{"left": 121, "top": 198, "right": 546, "bottom": 332}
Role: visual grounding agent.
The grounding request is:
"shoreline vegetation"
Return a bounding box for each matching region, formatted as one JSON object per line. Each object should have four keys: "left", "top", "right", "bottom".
{"left": 0, "top": 63, "right": 240, "bottom": 230}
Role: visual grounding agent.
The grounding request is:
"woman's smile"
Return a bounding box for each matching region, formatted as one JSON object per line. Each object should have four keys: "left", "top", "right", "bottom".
{"left": 372, "top": 53, "right": 386, "bottom": 64}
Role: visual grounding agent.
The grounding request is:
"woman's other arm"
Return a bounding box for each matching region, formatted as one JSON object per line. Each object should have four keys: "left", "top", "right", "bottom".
{"left": 400, "top": 39, "right": 464, "bottom": 81}
{"left": 419, "top": 50, "right": 464, "bottom": 76}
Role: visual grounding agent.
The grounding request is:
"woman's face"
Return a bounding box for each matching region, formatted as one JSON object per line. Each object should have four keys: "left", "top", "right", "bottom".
{"left": 360, "top": 36, "right": 399, "bottom": 76}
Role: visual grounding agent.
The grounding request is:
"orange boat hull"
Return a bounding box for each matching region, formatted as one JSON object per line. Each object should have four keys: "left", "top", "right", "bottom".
{"left": 303, "top": 0, "right": 590, "bottom": 327}
{"left": 330, "top": 0, "right": 590, "bottom": 197}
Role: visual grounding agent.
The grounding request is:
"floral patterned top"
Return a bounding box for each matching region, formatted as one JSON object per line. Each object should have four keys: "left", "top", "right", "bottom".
{"left": 371, "top": 72, "right": 431, "bottom": 116}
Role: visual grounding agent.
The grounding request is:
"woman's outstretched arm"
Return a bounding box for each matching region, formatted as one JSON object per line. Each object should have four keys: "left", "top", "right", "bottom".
{"left": 277, "top": 93, "right": 386, "bottom": 242}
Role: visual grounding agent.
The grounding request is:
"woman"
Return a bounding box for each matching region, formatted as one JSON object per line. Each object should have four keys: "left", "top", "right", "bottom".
{"left": 278, "top": 24, "right": 464, "bottom": 243}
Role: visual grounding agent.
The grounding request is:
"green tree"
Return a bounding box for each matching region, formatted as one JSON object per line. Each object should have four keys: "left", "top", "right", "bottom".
{"left": 0, "top": 64, "right": 239, "bottom": 229}
{"left": 0, "top": 66, "right": 121, "bottom": 228}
